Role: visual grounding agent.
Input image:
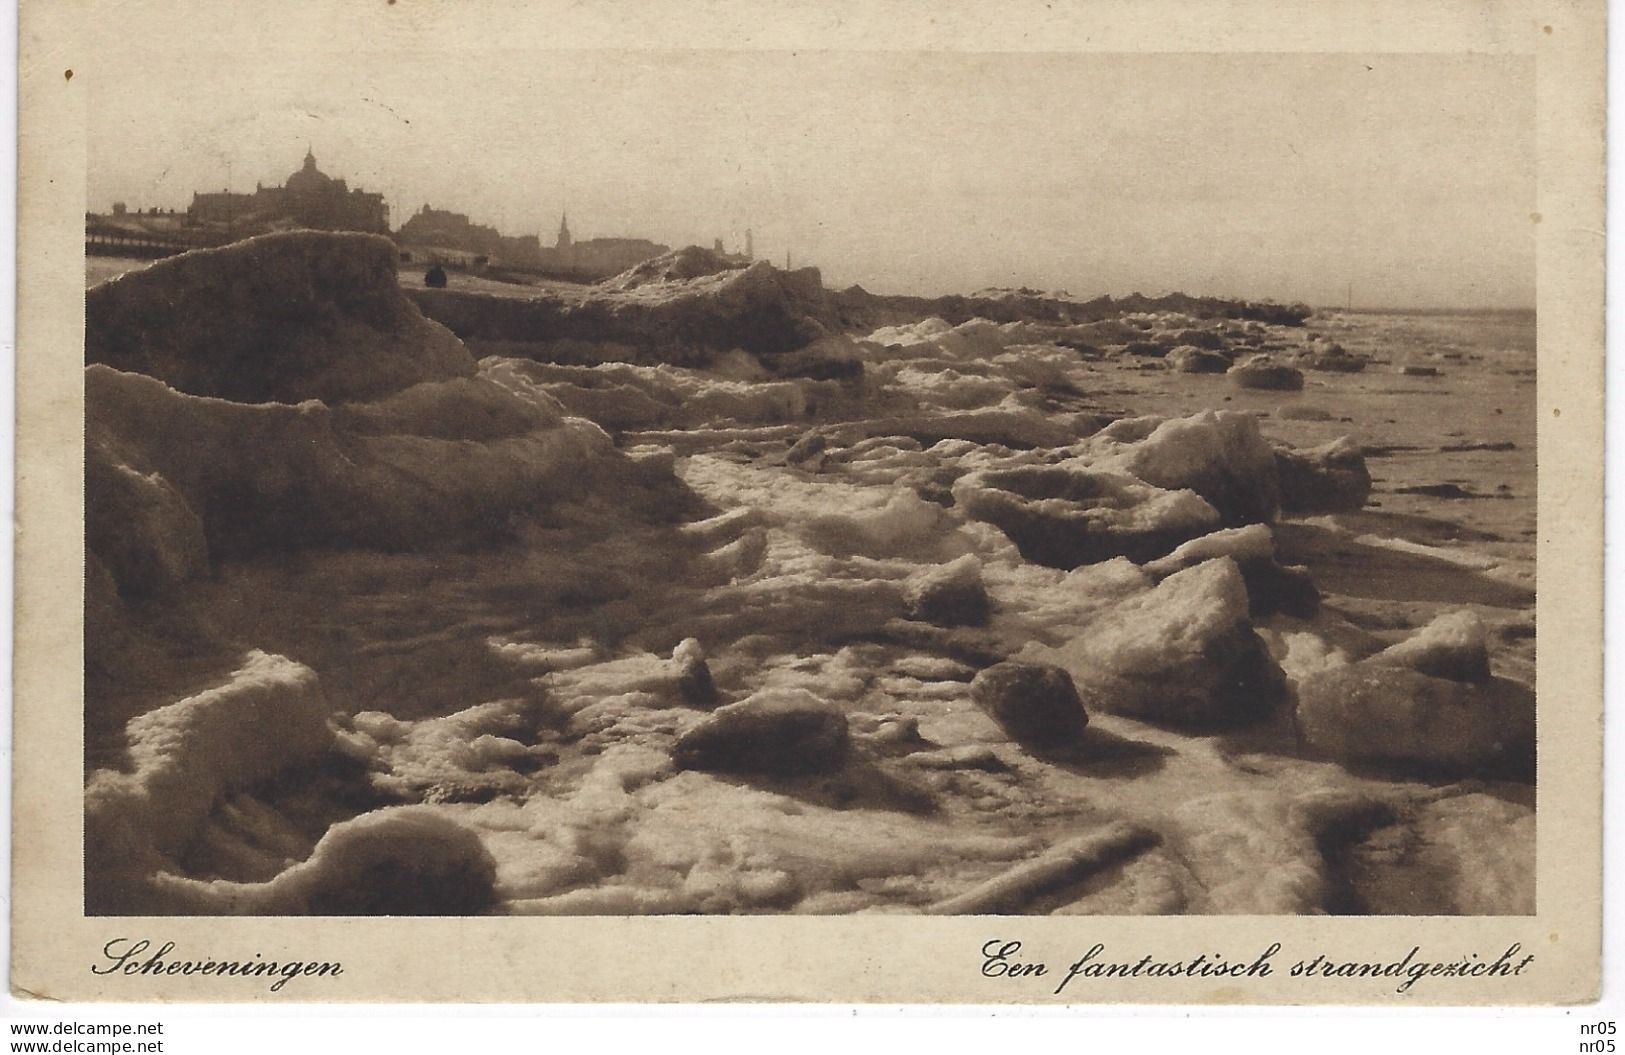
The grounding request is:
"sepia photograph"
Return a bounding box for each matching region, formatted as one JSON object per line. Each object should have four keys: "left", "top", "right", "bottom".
{"left": 10, "top": 0, "right": 1604, "bottom": 1010}
{"left": 79, "top": 48, "right": 1539, "bottom": 919}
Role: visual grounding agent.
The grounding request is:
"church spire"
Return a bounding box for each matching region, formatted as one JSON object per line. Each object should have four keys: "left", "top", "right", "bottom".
{"left": 556, "top": 211, "right": 572, "bottom": 249}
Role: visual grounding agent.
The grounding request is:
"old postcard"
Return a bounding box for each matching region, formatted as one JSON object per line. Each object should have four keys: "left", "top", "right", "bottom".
{"left": 12, "top": 0, "right": 1604, "bottom": 1004}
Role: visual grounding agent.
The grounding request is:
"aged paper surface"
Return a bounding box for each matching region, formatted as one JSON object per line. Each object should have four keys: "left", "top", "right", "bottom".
{"left": 14, "top": 0, "right": 1603, "bottom": 1004}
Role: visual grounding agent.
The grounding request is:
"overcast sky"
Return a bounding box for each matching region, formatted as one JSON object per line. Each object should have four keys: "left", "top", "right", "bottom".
{"left": 88, "top": 50, "right": 1534, "bottom": 308}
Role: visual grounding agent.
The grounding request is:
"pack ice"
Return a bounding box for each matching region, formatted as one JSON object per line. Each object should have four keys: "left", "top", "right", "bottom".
{"left": 83, "top": 233, "right": 1534, "bottom": 916}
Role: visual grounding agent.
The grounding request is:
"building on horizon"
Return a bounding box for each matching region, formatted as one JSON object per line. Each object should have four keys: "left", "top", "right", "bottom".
{"left": 532, "top": 212, "right": 670, "bottom": 281}
{"left": 396, "top": 204, "right": 544, "bottom": 269}
{"left": 399, "top": 207, "right": 670, "bottom": 280}
{"left": 185, "top": 149, "right": 389, "bottom": 235}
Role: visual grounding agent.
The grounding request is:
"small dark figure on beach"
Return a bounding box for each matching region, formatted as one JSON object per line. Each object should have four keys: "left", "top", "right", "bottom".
{"left": 424, "top": 264, "right": 448, "bottom": 288}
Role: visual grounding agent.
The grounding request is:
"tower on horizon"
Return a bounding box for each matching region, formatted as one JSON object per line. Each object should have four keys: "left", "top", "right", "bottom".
{"left": 556, "top": 212, "right": 572, "bottom": 250}
{"left": 745, "top": 227, "right": 754, "bottom": 261}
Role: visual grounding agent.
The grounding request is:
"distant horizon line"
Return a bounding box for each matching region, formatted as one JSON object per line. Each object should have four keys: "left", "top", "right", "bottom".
{"left": 1315, "top": 304, "right": 1536, "bottom": 316}
{"left": 87, "top": 196, "right": 1535, "bottom": 314}
{"left": 91, "top": 151, "right": 1533, "bottom": 314}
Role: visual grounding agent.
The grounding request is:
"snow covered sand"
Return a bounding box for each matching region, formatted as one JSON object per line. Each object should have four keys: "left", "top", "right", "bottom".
{"left": 85, "top": 236, "right": 1535, "bottom": 916}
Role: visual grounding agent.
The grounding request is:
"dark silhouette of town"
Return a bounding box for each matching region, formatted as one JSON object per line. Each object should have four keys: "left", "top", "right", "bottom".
{"left": 87, "top": 148, "right": 753, "bottom": 284}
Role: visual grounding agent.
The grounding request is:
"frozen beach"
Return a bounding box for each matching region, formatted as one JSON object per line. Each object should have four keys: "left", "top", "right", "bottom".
{"left": 84, "top": 235, "right": 1535, "bottom": 917}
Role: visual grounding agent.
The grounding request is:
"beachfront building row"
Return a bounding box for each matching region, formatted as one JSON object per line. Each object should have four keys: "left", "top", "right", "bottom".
{"left": 396, "top": 206, "right": 673, "bottom": 281}
{"left": 92, "top": 148, "right": 752, "bottom": 280}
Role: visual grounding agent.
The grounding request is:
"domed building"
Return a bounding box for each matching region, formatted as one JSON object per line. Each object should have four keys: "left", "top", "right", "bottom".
{"left": 283, "top": 148, "right": 330, "bottom": 197}
{"left": 187, "top": 148, "right": 389, "bottom": 235}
